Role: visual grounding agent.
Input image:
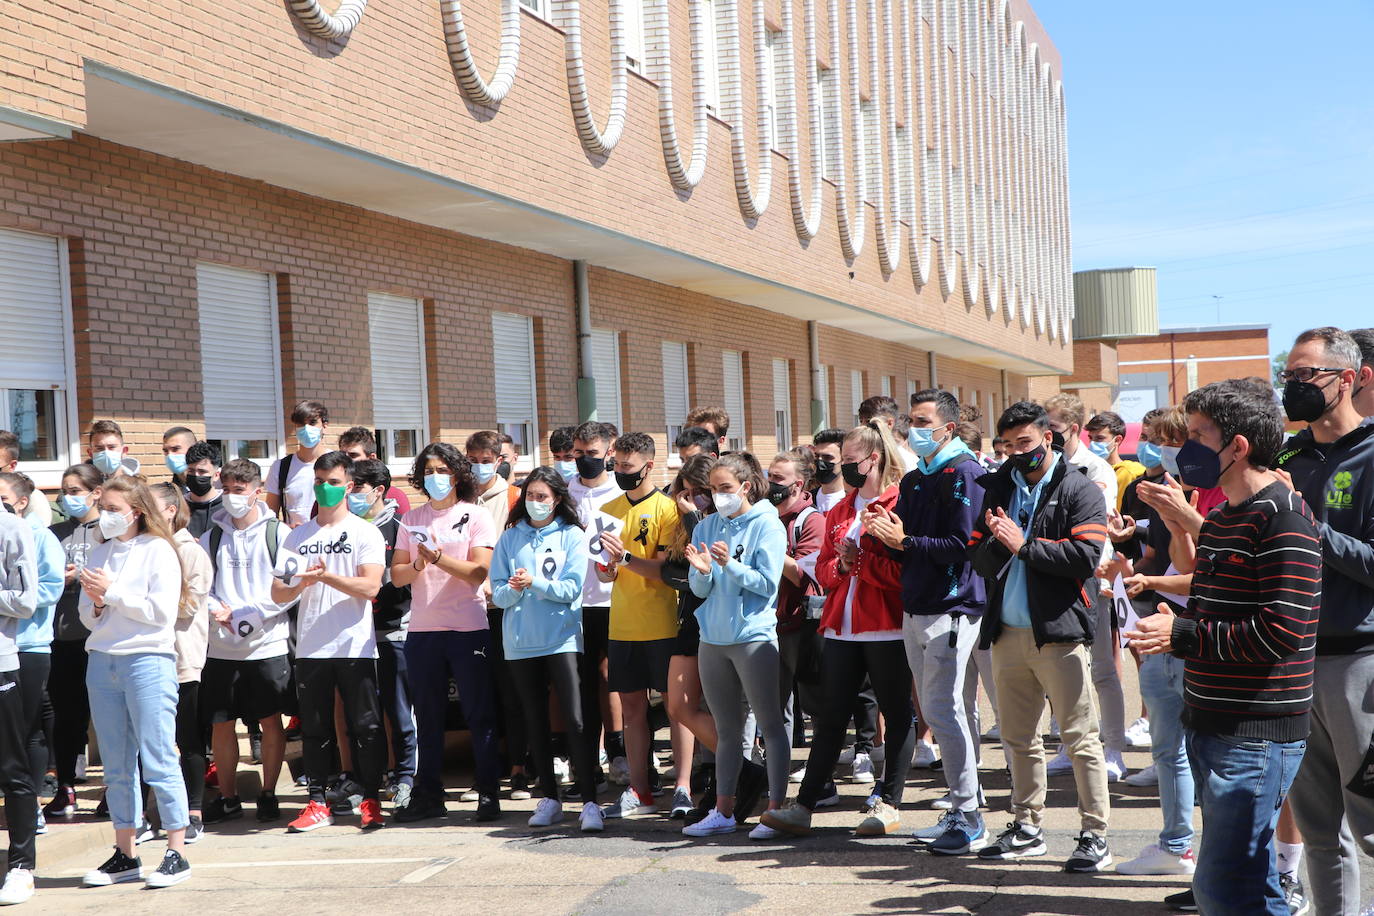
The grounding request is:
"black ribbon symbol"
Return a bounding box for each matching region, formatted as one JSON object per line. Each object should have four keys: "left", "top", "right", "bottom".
{"left": 237, "top": 619, "right": 254, "bottom": 638}
{"left": 732, "top": 544, "right": 745, "bottom": 562}
{"left": 280, "top": 557, "right": 299, "bottom": 586}
{"left": 453, "top": 513, "right": 470, "bottom": 532}
{"left": 591, "top": 517, "right": 617, "bottom": 558}
{"left": 541, "top": 550, "right": 558, "bottom": 580}
{"left": 633, "top": 518, "right": 649, "bottom": 546}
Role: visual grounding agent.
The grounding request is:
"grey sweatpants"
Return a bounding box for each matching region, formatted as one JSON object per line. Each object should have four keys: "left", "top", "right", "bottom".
{"left": 1288, "top": 652, "right": 1374, "bottom": 916}
{"left": 1090, "top": 589, "right": 1126, "bottom": 753}
{"left": 698, "top": 640, "right": 791, "bottom": 802}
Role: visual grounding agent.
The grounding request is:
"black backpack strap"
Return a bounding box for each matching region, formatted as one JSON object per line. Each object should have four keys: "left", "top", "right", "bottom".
{"left": 276, "top": 455, "right": 293, "bottom": 521}
{"left": 266, "top": 517, "right": 281, "bottom": 567}
{"left": 209, "top": 525, "right": 223, "bottom": 579}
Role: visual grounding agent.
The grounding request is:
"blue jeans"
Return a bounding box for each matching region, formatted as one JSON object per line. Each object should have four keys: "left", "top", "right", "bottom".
{"left": 87, "top": 651, "right": 188, "bottom": 831}
{"left": 1138, "top": 654, "right": 1193, "bottom": 853}
{"left": 1187, "top": 729, "right": 1305, "bottom": 916}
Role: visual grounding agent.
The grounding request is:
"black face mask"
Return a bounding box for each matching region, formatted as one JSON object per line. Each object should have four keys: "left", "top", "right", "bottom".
{"left": 1176, "top": 437, "right": 1234, "bottom": 490}
{"left": 496, "top": 461, "right": 513, "bottom": 481}
{"left": 575, "top": 455, "right": 607, "bottom": 480}
{"left": 1049, "top": 428, "right": 1066, "bottom": 450}
{"left": 814, "top": 458, "right": 839, "bottom": 485}
{"left": 615, "top": 465, "right": 648, "bottom": 492}
{"left": 840, "top": 460, "right": 870, "bottom": 489}
{"left": 185, "top": 474, "right": 215, "bottom": 497}
{"left": 1283, "top": 380, "right": 1334, "bottom": 424}
{"left": 1009, "top": 444, "right": 1049, "bottom": 474}
{"left": 767, "top": 482, "right": 793, "bottom": 506}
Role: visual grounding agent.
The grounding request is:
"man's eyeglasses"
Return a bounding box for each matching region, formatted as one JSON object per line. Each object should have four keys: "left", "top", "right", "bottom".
{"left": 1278, "top": 367, "right": 1345, "bottom": 384}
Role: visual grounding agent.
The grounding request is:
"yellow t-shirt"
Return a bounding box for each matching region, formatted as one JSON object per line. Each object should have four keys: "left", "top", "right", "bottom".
{"left": 604, "top": 490, "right": 681, "bottom": 642}
{"left": 1113, "top": 460, "right": 1147, "bottom": 510}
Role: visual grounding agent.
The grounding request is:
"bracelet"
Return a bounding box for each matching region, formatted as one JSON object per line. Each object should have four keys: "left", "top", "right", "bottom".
{"left": 93, "top": 602, "right": 106, "bottom": 610}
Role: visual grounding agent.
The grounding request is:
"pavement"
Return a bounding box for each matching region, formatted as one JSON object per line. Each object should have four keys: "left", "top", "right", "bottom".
{"left": 25, "top": 664, "right": 1371, "bottom": 914}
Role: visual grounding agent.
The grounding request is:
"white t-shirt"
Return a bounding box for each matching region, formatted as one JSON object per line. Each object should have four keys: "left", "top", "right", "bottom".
{"left": 267, "top": 453, "right": 317, "bottom": 527}
{"left": 283, "top": 514, "right": 386, "bottom": 660}
{"left": 569, "top": 476, "right": 623, "bottom": 608}
{"left": 814, "top": 487, "right": 846, "bottom": 514}
{"left": 827, "top": 494, "right": 901, "bottom": 642}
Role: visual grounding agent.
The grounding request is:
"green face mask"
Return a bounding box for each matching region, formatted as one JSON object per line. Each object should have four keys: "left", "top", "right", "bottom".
{"left": 314, "top": 481, "right": 347, "bottom": 509}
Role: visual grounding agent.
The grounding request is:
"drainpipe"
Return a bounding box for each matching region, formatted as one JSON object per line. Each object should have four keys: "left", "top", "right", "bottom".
{"left": 808, "top": 321, "right": 824, "bottom": 435}
{"left": 575, "top": 260, "right": 596, "bottom": 422}
{"left": 928, "top": 351, "right": 939, "bottom": 389}
{"left": 1000, "top": 369, "right": 1009, "bottom": 410}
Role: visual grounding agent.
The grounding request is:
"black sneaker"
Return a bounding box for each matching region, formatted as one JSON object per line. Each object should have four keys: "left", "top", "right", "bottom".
{"left": 203, "top": 795, "right": 243, "bottom": 824}
{"left": 93, "top": 792, "right": 110, "bottom": 820}
{"left": 145, "top": 849, "right": 192, "bottom": 888}
{"left": 82, "top": 847, "right": 142, "bottom": 886}
{"left": 184, "top": 816, "right": 203, "bottom": 844}
{"left": 1063, "top": 831, "right": 1112, "bottom": 873}
{"left": 1164, "top": 889, "right": 1198, "bottom": 912}
{"left": 475, "top": 793, "right": 502, "bottom": 822}
{"left": 1280, "top": 873, "right": 1310, "bottom": 916}
{"left": 256, "top": 791, "right": 281, "bottom": 822}
{"left": 976, "top": 822, "right": 1047, "bottom": 860}
{"left": 394, "top": 793, "right": 448, "bottom": 823}
{"left": 509, "top": 772, "right": 532, "bottom": 801}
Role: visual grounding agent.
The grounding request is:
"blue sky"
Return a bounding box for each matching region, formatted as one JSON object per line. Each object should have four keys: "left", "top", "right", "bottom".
{"left": 1031, "top": 0, "right": 1374, "bottom": 361}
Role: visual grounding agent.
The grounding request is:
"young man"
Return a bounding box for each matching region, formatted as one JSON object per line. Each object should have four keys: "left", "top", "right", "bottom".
{"left": 969, "top": 401, "right": 1112, "bottom": 872}
{"left": 1085, "top": 412, "right": 1146, "bottom": 510}
{"left": 199, "top": 458, "right": 292, "bottom": 827}
{"left": 674, "top": 426, "right": 719, "bottom": 461}
{"left": 859, "top": 395, "right": 919, "bottom": 472}
{"left": 549, "top": 426, "right": 578, "bottom": 480}
{"left": 271, "top": 451, "right": 387, "bottom": 832}
{"left": 266, "top": 400, "right": 330, "bottom": 528}
{"left": 867, "top": 389, "right": 987, "bottom": 855}
{"left": 1044, "top": 394, "right": 1127, "bottom": 782}
{"left": 810, "top": 428, "right": 848, "bottom": 513}
{"left": 497, "top": 433, "right": 518, "bottom": 483}
{"left": 569, "top": 421, "right": 625, "bottom": 790}
{"left": 183, "top": 441, "right": 224, "bottom": 539}
{"left": 347, "top": 459, "right": 416, "bottom": 810}
{"left": 0, "top": 507, "right": 38, "bottom": 905}
{"left": 685, "top": 406, "right": 730, "bottom": 455}
{"left": 0, "top": 432, "right": 52, "bottom": 525}
{"left": 88, "top": 420, "right": 138, "bottom": 479}
{"left": 597, "top": 432, "right": 681, "bottom": 817}
{"left": 162, "top": 426, "right": 196, "bottom": 485}
{"left": 1272, "top": 327, "right": 1374, "bottom": 916}
{"left": 337, "top": 427, "right": 411, "bottom": 515}
{"left": 1127, "top": 380, "right": 1321, "bottom": 916}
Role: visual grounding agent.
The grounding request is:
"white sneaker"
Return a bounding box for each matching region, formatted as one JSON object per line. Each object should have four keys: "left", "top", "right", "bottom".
{"left": 836, "top": 745, "right": 858, "bottom": 766}
{"left": 851, "top": 752, "right": 875, "bottom": 784}
{"left": 528, "top": 797, "right": 564, "bottom": 827}
{"left": 599, "top": 747, "right": 609, "bottom": 768}
{"left": 602, "top": 787, "right": 656, "bottom": 818}
{"left": 1105, "top": 748, "right": 1127, "bottom": 782}
{"left": 931, "top": 793, "right": 954, "bottom": 810}
{"left": 749, "top": 820, "right": 782, "bottom": 840}
{"left": 1046, "top": 746, "right": 1073, "bottom": 775}
{"left": 76, "top": 753, "right": 87, "bottom": 780}
{"left": 552, "top": 757, "right": 572, "bottom": 785}
{"left": 579, "top": 801, "right": 604, "bottom": 833}
{"left": 1124, "top": 764, "right": 1159, "bottom": 787}
{"left": 460, "top": 788, "right": 480, "bottom": 802}
{"left": 0, "top": 868, "right": 34, "bottom": 905}
{"left": 682, "top": 808, "right": 736, "bottom": 837}
{"left": 788, "top": 764, "right": 807, "bottom": 784}
{"left": 912, "top": 740, "right": 939, "bottom": 769}
{"left": 608, "top": 756, "right": 631, "bottom": 786}
{"left": 1116, "top": 843, "right": 1196, "bottom": 876}
{"left": 1124, "top": 717, "right": 1152, "bottom": 748}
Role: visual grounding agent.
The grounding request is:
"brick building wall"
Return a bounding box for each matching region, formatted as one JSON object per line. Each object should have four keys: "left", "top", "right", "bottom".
{"left": 1117, "top": 326, "right": 1271, "bottom": 404}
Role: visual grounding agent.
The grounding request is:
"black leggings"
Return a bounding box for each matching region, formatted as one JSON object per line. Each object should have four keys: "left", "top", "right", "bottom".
{"left": 18, "top": 653, "right": 49, "bottom": 797}
{"left": 509, "top": 652, "right": 596, "bottom": 802}
{"left": 177, "top": 682, "right": 205, "bottom": 812}
{"left": 47, "top": 640, "right": 88, "bottom": 786}
{"left": 798, "top": 638, "right": 916, "bottom": 808}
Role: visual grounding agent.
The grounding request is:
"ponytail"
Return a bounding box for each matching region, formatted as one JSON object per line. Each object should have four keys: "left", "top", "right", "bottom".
{"left": 845, "top": 420, "right": 905, "bottom": 491}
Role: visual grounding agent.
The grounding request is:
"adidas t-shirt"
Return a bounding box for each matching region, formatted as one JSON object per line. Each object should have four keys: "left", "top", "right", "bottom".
{"left": 283, "top": 513, "right": 386, "bottom": 660}
{"left": 267, "top": 453, "right": 317, "bottom": 527}
{"left": 396, "top": 501, "right": 497, "bottom": 633}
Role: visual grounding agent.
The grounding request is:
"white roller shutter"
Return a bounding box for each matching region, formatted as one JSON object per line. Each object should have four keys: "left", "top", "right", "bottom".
{"left": 197, "top": 263, "right": 281, "bottom": 440}
{"left": 773, "top": 358, "right": 792, "bottom": 449}
{"left": 722, "top": 350, "right": 746, "bottom": 450}
{"left": 492, "top": 312, "right": 538, "bottom": 451}
{"left": 817, "top": 364, "right": 831, "bottom": 429}
{"left": 662, "top": 341, "right": 689, "bottom": 440}
{"left": 880, "top": 375, "right": 892, "bottom": 398}
{"left": 367, "top": 293, "right": 426, "bottom": 430}
{"left": 0, "top": 228, "right": 66, "bottom": 388}
{"left": 850, "top": 369, "right": 863, "bottom": 424}
{"left": 589, "top": 328, "right": 623, "bottom": 431}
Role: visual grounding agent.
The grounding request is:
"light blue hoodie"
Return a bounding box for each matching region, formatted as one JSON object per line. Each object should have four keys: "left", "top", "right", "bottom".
{"left": 490, "top": 517, "right": 588, "bottom": 660}
{"left": 916, "top": 435, "right": 975, "bottom": 476}
{"left": 17, "top": 515, "right": 63, "bottom": 653}
{"left": 688, "top": 499, "right": 787, "bottom": 646}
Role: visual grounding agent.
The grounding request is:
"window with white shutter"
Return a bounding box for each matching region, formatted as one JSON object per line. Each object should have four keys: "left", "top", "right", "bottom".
{"left": 773, "top": 358, "right": 792, "bottom": 450}
{"left": 662, "top": 341, "right": 690, "bottom": 450}
{"left": 197, "top": 263, "right": 283, "bottom": 469}
{"left": 492, "top": 312, "right": 540, "bottom": 470}
{"left": 589, "top": 329, "right": 623, "bottom": 432}
{"left": 907, "top": 378, "right": 917, "bottom": 404}
{"left": 368, "top": 293, "right": 427, "bottom": 469}
{"left": 0, "top": 228, "right": 76, "bottom": 481}
{"left": 880, "top": 375, "right": 892, "bottom": 398}
{"left": 625, "top": 0, "right": 646, "bottom": 71}
{"left": 518, "top": 0, "right": 548, "bottom": 18}
{"left": 704, "top": 0, "right": 721, "bottom": 112}
{"left": 722, "top": 350, "right": 746, "bottom": 452}
{"left": 817, "top": 364, "right": 831, "bottom": 429}
{"left": 850, "top": 369, "right": 864, "bottom": 424}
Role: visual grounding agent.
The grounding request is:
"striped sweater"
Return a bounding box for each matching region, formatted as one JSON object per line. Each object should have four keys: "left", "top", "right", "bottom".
{"left": 1172, "top": 481, "right": 1321, "bottom": 742}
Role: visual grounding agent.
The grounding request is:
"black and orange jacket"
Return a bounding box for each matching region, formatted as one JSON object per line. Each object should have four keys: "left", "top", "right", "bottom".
{"left": 967, "top": 453, "right": 1108, "bottom": 649}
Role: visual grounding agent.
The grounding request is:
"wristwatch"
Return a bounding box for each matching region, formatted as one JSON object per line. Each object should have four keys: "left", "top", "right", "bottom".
{"left": 621, "top": 550, "right": 633, "bottom": 565}
{"left": 900, "top": 535, "right": 915, "bottom": 551}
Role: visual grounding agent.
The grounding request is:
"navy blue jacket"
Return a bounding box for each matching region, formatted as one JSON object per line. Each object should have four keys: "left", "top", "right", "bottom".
{"left": 890, "top": 447, "right": 986, "bottom": 616}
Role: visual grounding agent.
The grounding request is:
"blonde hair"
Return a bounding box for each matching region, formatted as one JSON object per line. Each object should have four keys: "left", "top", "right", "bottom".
{"left": 1043, "top": 393, "right": 1086, "bottom": 429}
{"left": 844, "top": 420, "right": 905, "bottom": 491}
{"left": 101, "top": 475, "right": 191, "bottom": 613}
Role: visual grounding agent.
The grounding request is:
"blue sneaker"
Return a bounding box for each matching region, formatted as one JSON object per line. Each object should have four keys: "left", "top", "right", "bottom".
{"left": 912, "top": 810, "right": 960, "bottom": 844}
{"left": 930, "top": 810, "right": 985, "bottom": 856}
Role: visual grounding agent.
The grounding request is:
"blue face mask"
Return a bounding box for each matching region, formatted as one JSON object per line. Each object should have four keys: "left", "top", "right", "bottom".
{"left": 554, "top": 460, "right": 577, "bottom": 480}
{"left": 295, "top": 425, "right": 322, "bottom": 448}
{"left": 424, "top": 473, "right": 453, "bottom": 501}
{"left": 1160, "top": 445, "right": 1182, "bottom": 477}
{"left": 472, "top": 463, "right": 496, "bottom": 485}
{"left": 164, "top": 452, "right": 187, "bottom": 474}
{"left": 347, "top": 491, "right": 375, "bottom": 518}
{"left": 1177, "top": 438, "right": 1233, "bottom": 490}
{"left": 92, "top": 448, "right": 122, "bottom": 475}
{"left": 1136, "top": 441, "right": 1163, "bottom": 470}
{"left": 525, "top": 499, "right": 554, "bottom": 522}
{"left": 906, "top": 425, "right": 946, "bottom": 458}
{"left": 59, "top": 494, "right": 89, "bottom": 518}
{"left": 1088, "top": 440, "right": 1112, "bottom": 460}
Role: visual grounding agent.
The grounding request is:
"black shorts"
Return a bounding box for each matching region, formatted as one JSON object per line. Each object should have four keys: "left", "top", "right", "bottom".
{"left": 607, "top": 638, "right": 674, "bottom": 694}
{"left": 582, "top": 606, "right": 611, "bottom": 661}
{"left": 674, "top": 609, "right": 700, "bottom": 658}
{"left": 200, "top": 655, "right": 293, "bottom": 725}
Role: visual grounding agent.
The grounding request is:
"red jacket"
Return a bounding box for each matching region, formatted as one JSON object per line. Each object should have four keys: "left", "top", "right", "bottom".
{"left": 816, "top": 485, "right": 904, "bottom": 635}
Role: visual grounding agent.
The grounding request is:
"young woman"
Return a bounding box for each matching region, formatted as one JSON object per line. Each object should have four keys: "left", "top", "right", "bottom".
{"left": 489, "top": 467, "right": 600, "bottom": 831}
{"left": 77, "top": 475, "right": 193, "bottom": 888}
{"left": 391, "top": 443, "right": 501, "bottom": 823}
{"left": 42, "top": 464, "right": 104, "bottom": 820}
{"left": 681, "top": 453, "right": 791, "bottom": 840}
{"left": 149, "top": 482, "right": 212, "bottom": 842}
{"left": 763, "top": 421, "right": 916, "bottom": 839}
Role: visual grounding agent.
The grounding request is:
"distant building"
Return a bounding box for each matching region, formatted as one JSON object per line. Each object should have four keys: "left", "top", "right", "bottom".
{"left": 1115, "top": 324, "right": 1271, "bottom": 421}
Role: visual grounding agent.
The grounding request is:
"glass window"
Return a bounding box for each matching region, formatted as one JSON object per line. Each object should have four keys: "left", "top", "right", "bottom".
{"left": 4, "top": 389, "right": 59, "bottom": 462}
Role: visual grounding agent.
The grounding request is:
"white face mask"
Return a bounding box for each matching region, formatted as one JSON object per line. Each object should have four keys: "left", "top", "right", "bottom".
{"left": 98, "top": 509, "right": 133, "bottom": 539}
{"left": 713, "top": 489, "right": 745, "bottom": 517}
{"left": 224, "top": 493, "right": 256, "bottom": 519}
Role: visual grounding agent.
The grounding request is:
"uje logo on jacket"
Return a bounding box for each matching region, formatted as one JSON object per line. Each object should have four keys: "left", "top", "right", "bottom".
{"left": 1327, "top": 470, "right": 1355, "bottom": 510}
{"left": 299, "top": 530, "right": 352, "bottom": 555}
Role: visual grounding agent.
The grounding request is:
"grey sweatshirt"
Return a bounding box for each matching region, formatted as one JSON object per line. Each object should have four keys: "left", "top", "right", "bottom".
{"left": 0, "top": 511, "right": 39, "bottom": 672}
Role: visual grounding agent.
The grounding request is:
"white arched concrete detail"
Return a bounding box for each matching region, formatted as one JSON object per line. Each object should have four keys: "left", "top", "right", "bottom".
{"left": 869, "top": 0, "right": 904, "bottom": 275}
{"left": 554, "top": 0, "right": 630, "bottom": 156}
{"left": 647, "top": 0, "right": 711, "bottom": 190}
{"left": 903, "top": 0, "right": 941, "bottom": 292}
{"left": 1055, "top": 79, "right": 1072, "bottom": 341}
{"left": 776, "top": 0, "right": 825, "bottom": 239}
{"left": 828, "top": 0, "right": 868, "bottom": 260}
{"left": 287, "top": 0, "right": 367, "bottom": 39}
{"left": 441, "top": 0, "right": 521, "bottom": 108}
{"left": 716, "top": 0, "right": 775, "bottom": 219}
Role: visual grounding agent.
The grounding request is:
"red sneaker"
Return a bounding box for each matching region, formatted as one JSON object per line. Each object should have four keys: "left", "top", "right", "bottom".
{"left": 205, "top": 763, "right": 218, "bottom": 788}
{"left": 286, "top": 800, "right": 334, "bottom": 833}
{"left": 359, "top": 798, "right": 385, "bottom": 831}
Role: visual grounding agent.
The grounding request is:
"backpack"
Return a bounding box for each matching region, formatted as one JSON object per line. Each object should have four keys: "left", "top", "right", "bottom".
{"left": 208, "top": 517, "right": 283, "bottom": 578}
{"left": 276, "top": 455, "right": 294, "bottom": 522}
{"left": 787, "top": 506, "right": 826, "bottom": 620}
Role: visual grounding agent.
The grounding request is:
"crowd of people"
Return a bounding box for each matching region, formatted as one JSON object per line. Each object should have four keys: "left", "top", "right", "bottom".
{"left": 0, "top": 324, "right": 1370, "bottom": 914}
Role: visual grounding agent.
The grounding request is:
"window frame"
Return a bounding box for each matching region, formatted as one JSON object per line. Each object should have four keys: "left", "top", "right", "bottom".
{"left": 368, "top": 292, "right": 429, "bottom": 479}
{"left": 722, "top": 349, "right": 747, "bottom": 453}
{"left": 662, "top": 340, "right": 691, "bottom": 467}
{"left": 492, "top": 311, "right": 541, "bottom": 474}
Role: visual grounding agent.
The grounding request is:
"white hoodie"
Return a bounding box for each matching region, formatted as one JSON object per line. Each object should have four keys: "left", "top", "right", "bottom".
{"left": 200, "top": 506, "right": 291, "bottom": 661}
{"left": 78, "top": 533, "right": 180, "bottom": 657}
{"left": 569, "top": 476, "right": 623, "bottom": 608}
